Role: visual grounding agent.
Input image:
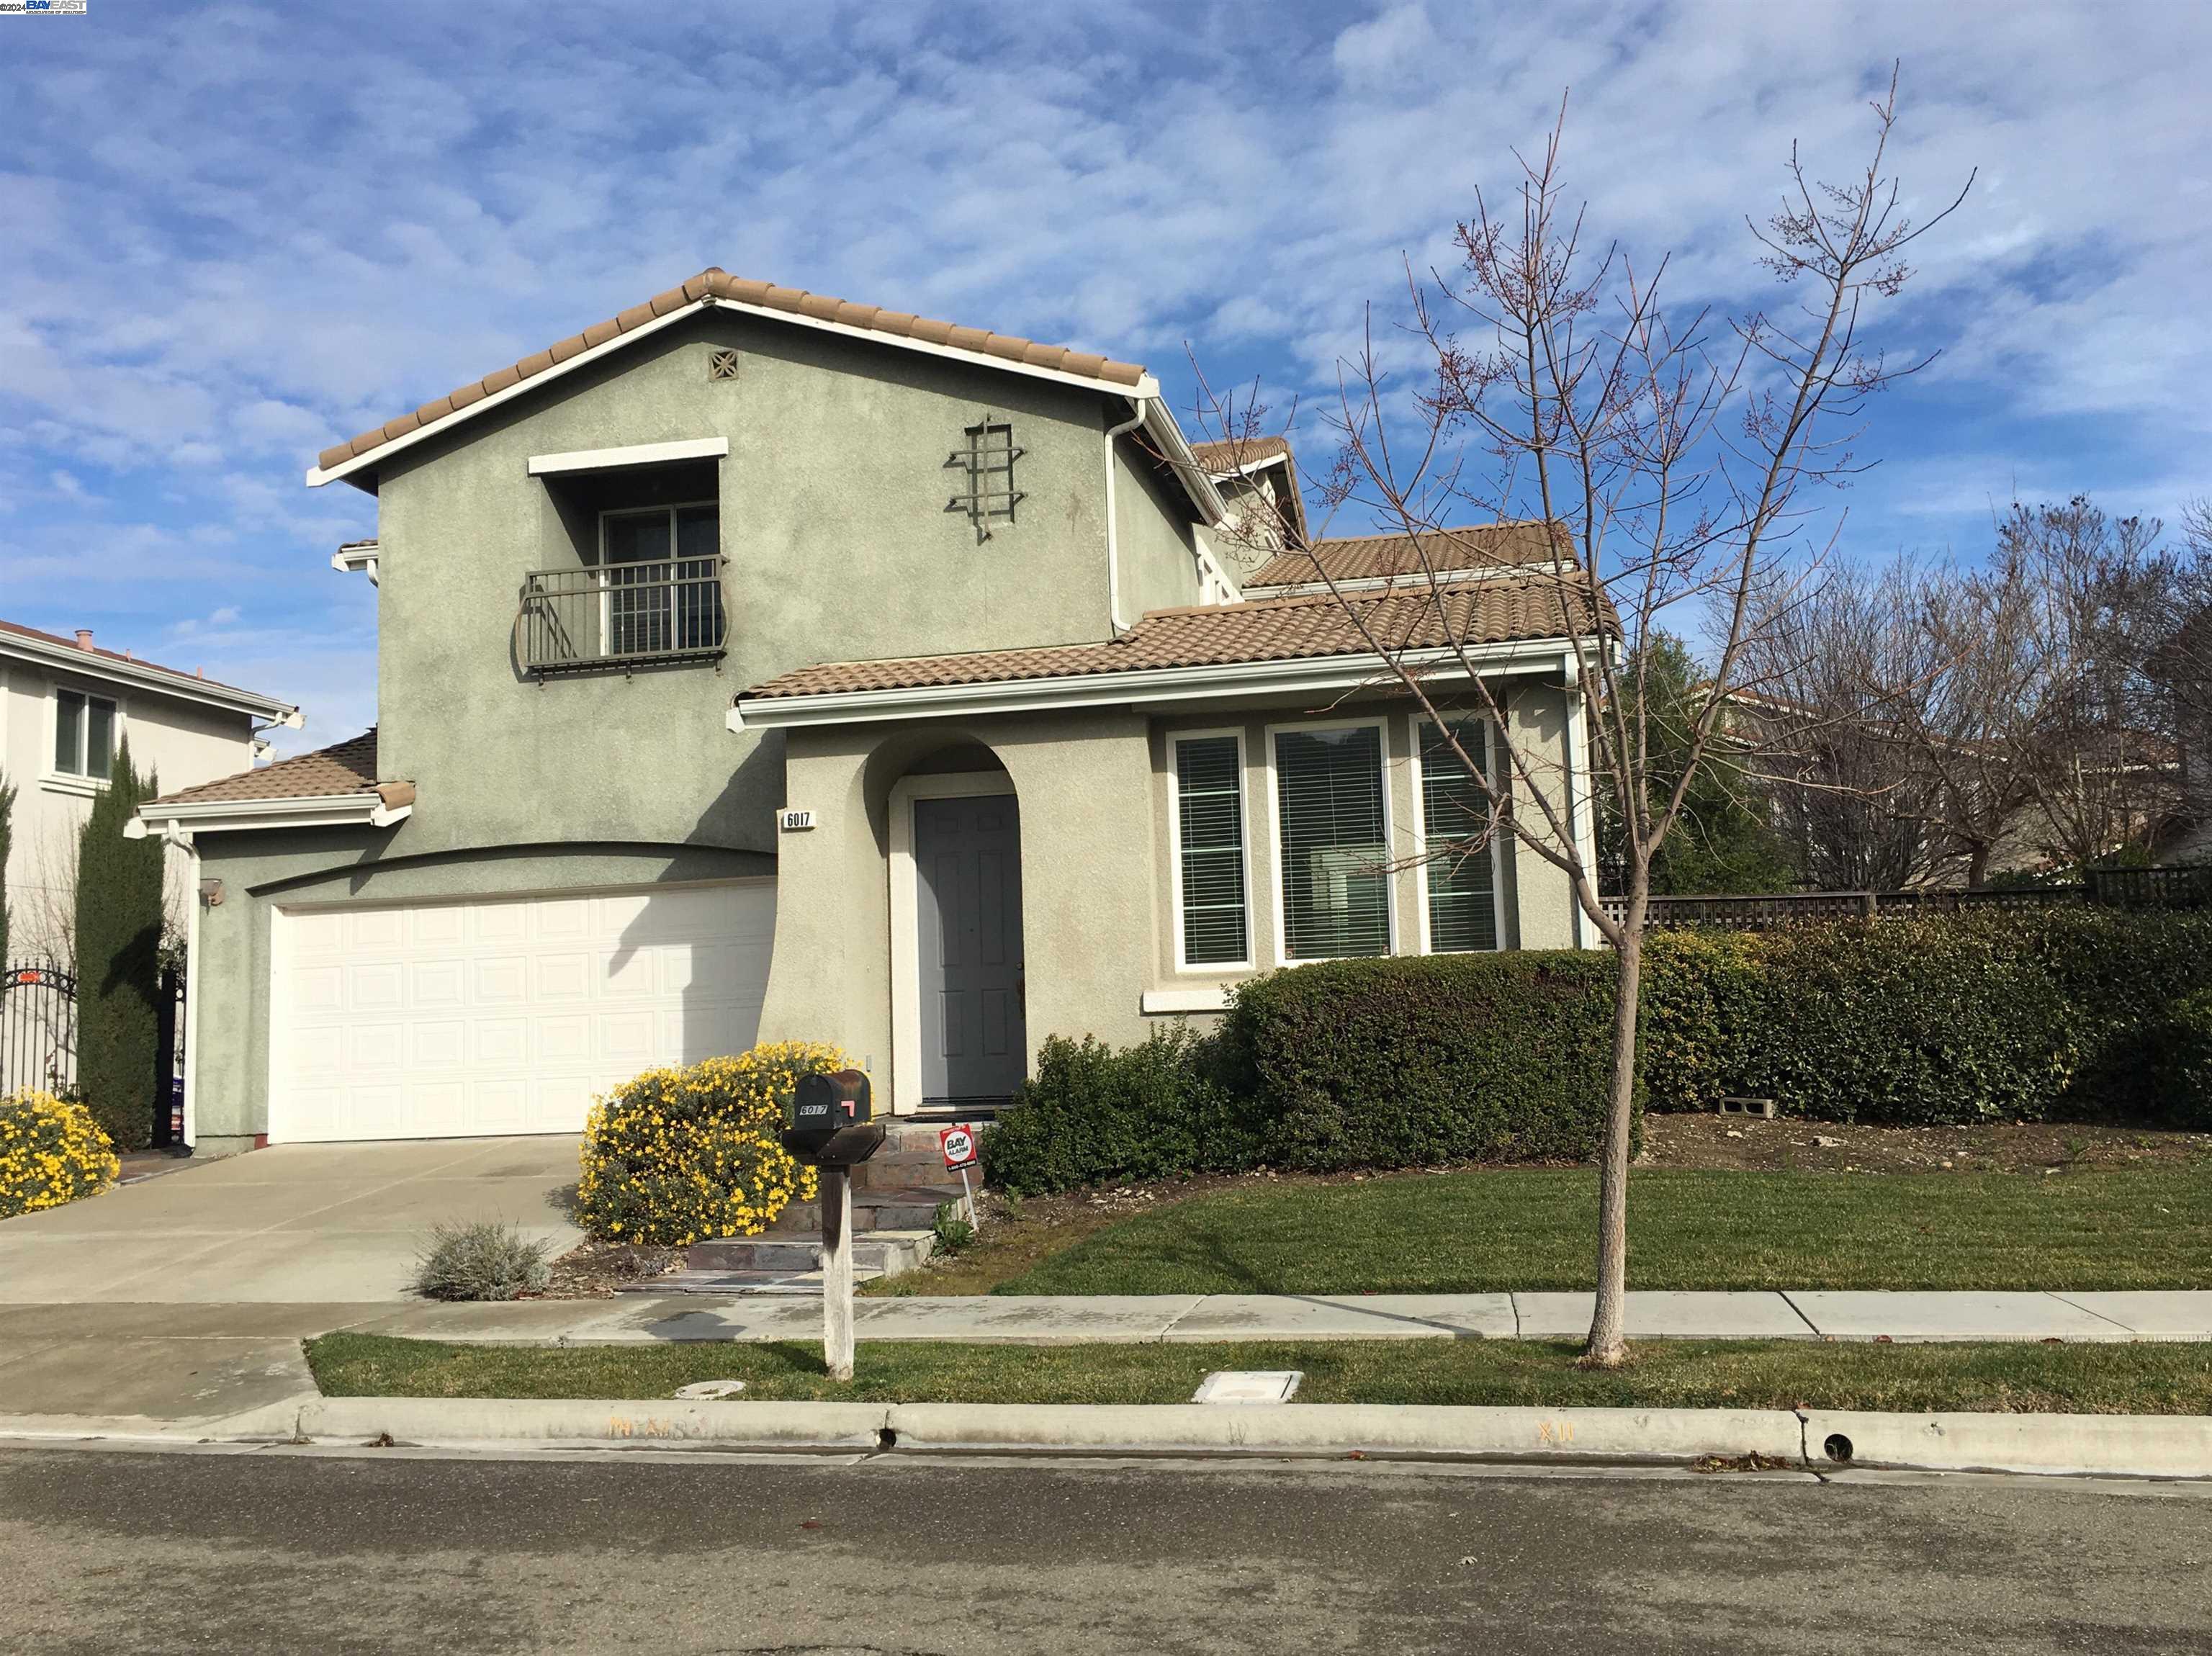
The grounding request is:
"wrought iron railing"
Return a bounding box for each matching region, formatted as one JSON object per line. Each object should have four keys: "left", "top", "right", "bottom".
{"left": 518, "top": 557, "right": 727, "bottom": 673}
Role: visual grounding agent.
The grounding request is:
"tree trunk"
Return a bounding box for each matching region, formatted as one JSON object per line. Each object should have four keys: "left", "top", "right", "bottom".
{"left": 1583, "top": 922, "right": 1642, "bottom": 1367}
{"left": 1966, "top": 840, "right": 1991, "bottom": 890}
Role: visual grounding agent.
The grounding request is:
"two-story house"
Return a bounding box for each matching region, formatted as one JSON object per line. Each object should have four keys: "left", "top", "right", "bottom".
{"left": 136, "top": 269, "right": 1606, "bottom": 1151}
{"left": 1, "top": 619, "right": 295, "bottom": 963}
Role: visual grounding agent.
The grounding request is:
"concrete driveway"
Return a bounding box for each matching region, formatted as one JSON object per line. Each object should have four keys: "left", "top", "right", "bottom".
{"left": 0, "top": 1137, "right": 583, "bottom": 1305}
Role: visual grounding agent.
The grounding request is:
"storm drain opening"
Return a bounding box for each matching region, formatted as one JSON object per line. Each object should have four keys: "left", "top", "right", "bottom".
{"left": 878, "top": 1426, "right": 899, "bottom": 1451}
{"left": 1822, "top": 1433, "right": 1855, "bottom": 1464}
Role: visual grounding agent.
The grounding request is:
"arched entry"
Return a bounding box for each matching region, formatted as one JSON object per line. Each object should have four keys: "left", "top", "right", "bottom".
{"left": 887, "top": 757, "right": 1026, "bottom": 1112}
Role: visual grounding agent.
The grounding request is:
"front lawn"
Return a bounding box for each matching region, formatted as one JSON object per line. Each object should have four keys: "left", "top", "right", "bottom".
{"left": 919, "top": 1168, "right": 2212, "bottom": 1297}
{"left": 306, "top": 1331, "right": 2212, "bottom": 1415}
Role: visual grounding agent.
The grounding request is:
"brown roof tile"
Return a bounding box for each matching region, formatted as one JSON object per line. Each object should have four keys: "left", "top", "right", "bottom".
{"left": 317, "top": 269, "right": 1151, "bottom": 474}
{"left": 1247, "top": 523, "right": 1569, "bottom": 588}
{"left": 0, "top": 617, "right": 287, "bottom": 708}
{"left": 150, "top": 730, "right": 381, "bottom": 807}
{"left": 1190, "top": 435, "right": 1294, "bottom": 472}
{"left": 1247, "top": 526, "right": 1575, "bottom": 592}
{"left": 741, "top": 574, "right": 1606, "bottom": 702}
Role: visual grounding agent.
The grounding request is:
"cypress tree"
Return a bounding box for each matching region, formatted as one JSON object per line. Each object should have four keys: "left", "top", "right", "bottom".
{"left": 75, "top": 740, "right": 163, "bottom": 1149}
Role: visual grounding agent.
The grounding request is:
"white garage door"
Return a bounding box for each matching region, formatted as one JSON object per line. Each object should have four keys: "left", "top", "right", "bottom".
{"left": 271, "top": 881, "right": 775, "bottom": 1143}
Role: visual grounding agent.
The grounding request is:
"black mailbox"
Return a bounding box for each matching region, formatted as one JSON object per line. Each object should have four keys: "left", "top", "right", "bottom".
{"left": 781, "top": 1068, "right": 884, "bottom": 1167}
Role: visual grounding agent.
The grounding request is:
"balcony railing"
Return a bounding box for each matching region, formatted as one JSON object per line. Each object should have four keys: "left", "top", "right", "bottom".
{"left": 518, "top": 557, "right": 727, "bottom": 674}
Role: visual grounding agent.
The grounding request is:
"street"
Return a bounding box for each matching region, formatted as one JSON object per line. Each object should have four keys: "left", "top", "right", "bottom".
{"left": 2, "top": 1446, "right": 2208, "bottom": 1653}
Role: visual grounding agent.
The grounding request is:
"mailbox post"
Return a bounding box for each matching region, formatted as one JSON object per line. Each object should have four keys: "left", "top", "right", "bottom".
{"left": 780, "top": 1068, "right": 883, "bottom": 1382}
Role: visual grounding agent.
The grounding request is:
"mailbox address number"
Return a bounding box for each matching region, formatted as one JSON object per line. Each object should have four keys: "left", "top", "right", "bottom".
{"left": 779, "top": 809, "right": 816, "bottom": 832}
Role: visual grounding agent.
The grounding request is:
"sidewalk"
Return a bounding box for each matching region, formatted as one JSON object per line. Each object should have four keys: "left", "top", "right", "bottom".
{"left": 349, "top": 1287, "right": 2212, "bottom": 1346}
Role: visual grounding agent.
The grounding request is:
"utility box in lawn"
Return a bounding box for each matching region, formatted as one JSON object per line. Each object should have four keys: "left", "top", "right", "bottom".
{"left": 781, "top": 1068, "right": 884, "bottom": 1169}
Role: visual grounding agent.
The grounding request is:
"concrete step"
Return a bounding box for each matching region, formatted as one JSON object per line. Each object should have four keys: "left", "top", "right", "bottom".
{"left": 765, "top": 1186, "right": 968, "bottom": 1234}
{"left": 686, "top": 1228, "right": 937, "bottom": 1277}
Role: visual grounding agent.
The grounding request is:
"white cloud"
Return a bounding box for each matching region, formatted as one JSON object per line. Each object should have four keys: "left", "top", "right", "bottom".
{"left": 0, "top": 0, "right": 2206, "bottom": 724}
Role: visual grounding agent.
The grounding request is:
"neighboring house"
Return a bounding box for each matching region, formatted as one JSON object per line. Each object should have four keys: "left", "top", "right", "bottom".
{"left": 0, "top": 619, "right": 296, "bottom": 961}
{"left": 136, "top": 269, "right": 1607, "bottom": 1151}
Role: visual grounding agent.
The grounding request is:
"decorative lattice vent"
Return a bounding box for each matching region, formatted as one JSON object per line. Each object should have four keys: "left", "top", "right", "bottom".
{"left": 707, "top": 348, "right": 742, "bottom": 382}
{"left": 945, "top": 416, "right": 1023, "bottom": 540}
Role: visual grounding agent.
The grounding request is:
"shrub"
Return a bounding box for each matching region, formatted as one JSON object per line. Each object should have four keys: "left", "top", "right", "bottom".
{"left": 575, "top": 1043, "right": 836, "bottom": 1246}
{"left": 74, "top": 739, "right": 165, "bottom": 1152}
{"left": 2146, "top": 987, "right": 2212, "bottom": 1130}
{"left": 1644, "top": 909, "right": 2212, "bottom": 1125}
{"left": 931, "top": 1202, "right": 976, "bottom": 1255}
{"left": 408, "top": 1219, "right": 552, "bottom": 1300}
{"left": 983, "top": 1025, "right": 1267, "bottom": 1196}
{"left": 0, "top": 1088, "right": 120, "bottom": 1218}
{"left": 1227, "top": 951, "right": 1627, "bottom": 1170}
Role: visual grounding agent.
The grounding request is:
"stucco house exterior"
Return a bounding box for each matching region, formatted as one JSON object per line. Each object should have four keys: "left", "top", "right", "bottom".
{"left": 1, "top": 619, "right": 296, "bottom": 962}
{"left": 135, "top": 269, "right": 1606, "bottom": 1152}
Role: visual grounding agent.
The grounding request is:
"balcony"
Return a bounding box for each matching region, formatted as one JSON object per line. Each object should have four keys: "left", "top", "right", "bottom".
{"left": 518, "top": 557, "right": 727, "bottom": 675}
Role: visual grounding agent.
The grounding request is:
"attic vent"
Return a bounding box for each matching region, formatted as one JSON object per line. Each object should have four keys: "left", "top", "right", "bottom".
{"left": 946, "top": 416, "right": 1023, "bottom": 541}
{"left": 707, "top": 349, "right": 742, "bottom": 382}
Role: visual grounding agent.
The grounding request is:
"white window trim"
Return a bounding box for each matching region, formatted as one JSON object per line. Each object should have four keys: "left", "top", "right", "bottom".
{"left": 1263, "top": 714, "right": 1398, "bottom": 965}
{"left": 1166, "top": 727, "right": 1254, "bottom": 974}
{"left": 886, "top": 770, "right": 1022, "bottom": 1117}
{"left": 45, "top": 685, "right": 123, "bottom": 791}
{"left": 528, "top": 436, "right": 729, "bottom": 476}
{"left": 1409, "top": 712, "right": 1507, "bottom": 955}
{"left": 597, "top": 499, "right": 719, "bottom": 657}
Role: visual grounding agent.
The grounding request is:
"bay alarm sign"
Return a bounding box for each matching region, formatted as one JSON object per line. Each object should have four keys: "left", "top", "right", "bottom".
{"left": 940, "top": 1125, "right": 979, "bottom": 1171}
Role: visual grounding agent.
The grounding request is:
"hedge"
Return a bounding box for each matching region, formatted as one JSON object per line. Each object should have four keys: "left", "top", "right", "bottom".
{"left": 985, "top": 954, "right": 1624, "bottom": 1194}
{"left": 1644, "top": 910, "right": 2212, "bottom": 1127}
{"left": 984, "top": 909, "right": 2212, "bottom": 1194}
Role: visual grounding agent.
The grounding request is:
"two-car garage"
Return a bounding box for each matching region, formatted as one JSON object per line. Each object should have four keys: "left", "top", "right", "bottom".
{"left": 266, "top": 881, "right": 775, "bottom": 1143}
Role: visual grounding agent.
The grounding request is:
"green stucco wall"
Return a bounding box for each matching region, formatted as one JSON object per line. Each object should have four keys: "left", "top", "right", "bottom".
{"left": 367, "top": 307, "right": 1209, "bottom": 858}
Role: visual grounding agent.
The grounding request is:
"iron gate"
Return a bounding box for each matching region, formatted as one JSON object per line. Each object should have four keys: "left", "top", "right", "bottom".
{"left": 0, "top": 963, "right": 78, "bottom": 1098}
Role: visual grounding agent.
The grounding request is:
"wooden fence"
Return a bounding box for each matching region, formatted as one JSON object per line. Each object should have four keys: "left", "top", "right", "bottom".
{"left": 1599, "top": 865, "right": 2212, "bottom": 930}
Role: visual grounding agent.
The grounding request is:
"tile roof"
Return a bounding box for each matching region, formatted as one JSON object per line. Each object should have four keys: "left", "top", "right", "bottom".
{"left": 1247, "top": 523, "right": 1569, "bottom": 588}
{"left": 317, "top": 269, "right": 1151, "bottom": 474}
{"left": 1190, "top": 435, "right": 1294, "bottom": 473}
{"left": 741, "top": 573, "right": 1606, "bottom": 701}
{"left": 0, "top": 617, "right": 285, "bottom": 707}
{"left": 150, "top": 729, "right": 380, "bottom": 807}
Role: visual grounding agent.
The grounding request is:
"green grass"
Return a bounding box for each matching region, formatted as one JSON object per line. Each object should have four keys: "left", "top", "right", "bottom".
{"left": 982, "top": 1169, "right": 2212, "bottom": 1296}
{"left": 305, "top": 1331, "right": 2212, "bottom": 1415}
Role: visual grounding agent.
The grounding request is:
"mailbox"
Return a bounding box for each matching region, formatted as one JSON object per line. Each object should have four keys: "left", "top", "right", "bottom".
{"left": 781, "top": 1068, "right": 884, "bottom": 1167}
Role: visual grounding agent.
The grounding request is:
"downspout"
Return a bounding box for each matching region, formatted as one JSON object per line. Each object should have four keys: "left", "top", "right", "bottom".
{"left": 1103, "top": 398, "right": 1147, "bottom": 635}
{"left": 1560, "top": 651, "right": 1592, "bottom": 950}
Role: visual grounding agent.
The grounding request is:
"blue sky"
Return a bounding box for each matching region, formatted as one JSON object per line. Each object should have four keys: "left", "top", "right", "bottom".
{"left": 4, "top": 1, "right": 2208, "bottom": 752}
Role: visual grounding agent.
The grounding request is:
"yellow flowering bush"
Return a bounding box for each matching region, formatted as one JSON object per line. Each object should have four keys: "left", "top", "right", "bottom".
{"left": 574, "top": 1043, "right": 842, "bottom": 1246}
{"left": 0, "top": 1088, "right": 121, "bottom": 1219}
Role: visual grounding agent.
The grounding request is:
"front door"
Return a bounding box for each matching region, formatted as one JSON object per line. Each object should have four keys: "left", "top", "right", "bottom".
{"left": 914, "top": 793, "right": 1026, "bottom": 1107}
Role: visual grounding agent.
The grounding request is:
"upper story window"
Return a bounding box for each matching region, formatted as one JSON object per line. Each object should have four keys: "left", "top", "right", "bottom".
{"left": 1272, "top": 721, "right": 1393, "bottom": 960}
{"left": 946, "top": 417, "right": 1023, "bottom": 541}
{"left": 53, "top": 688, "right": 116, "bottom": 780}
{"left": 518, "top": 494, "right": 727, "bottom": 675}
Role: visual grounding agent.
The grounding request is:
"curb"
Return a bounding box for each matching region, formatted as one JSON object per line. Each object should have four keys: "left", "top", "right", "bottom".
{"left": 12, "top": 1398, "right": 2210, "bottom": 1478}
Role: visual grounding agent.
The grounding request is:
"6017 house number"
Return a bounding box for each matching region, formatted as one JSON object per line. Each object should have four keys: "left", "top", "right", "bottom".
{"left": 779, "top": 809, "right": 816, "bottom": 832}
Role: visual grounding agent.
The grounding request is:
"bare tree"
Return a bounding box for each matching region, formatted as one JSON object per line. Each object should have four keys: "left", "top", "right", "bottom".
{"left": 1190, "top": 76, "right": 1964, "bottom": 1364}
{"left": 1737, "top": 556, "right": 1954, "bottom": 889}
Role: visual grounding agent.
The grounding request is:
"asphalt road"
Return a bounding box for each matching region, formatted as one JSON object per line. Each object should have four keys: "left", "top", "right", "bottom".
{"left": 4, "top": 1446, "right": 2209, "bottom": 1654}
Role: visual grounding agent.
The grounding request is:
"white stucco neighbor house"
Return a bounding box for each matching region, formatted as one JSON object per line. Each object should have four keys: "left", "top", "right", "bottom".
{"left": 132, "top": 269, "right": 1610, "bottom": 1153}
{"left": 0, "top": 618, "right": 297, "bottom": 961}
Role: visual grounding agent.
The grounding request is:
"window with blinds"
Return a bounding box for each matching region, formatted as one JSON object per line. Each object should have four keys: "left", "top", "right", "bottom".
{"left": 1174, "top": 735, "right": 1249, "bottom": 965}
{"left": 1420, "top": 718, "right": 1499, "bottom": 952}
{"left": 1273, "top": 724, "right": 1390, "bottom": 959}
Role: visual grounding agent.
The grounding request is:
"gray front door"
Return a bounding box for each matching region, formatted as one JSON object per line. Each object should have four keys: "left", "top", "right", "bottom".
{"left": 914, "top": 793, "right": 1026, "bottom": 1105}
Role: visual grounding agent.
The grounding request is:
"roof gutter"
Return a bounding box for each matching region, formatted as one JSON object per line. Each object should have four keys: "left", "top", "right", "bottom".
{"left": 729, "top": 638, "right": 1583, "bottom": 731}
{"left": 128, "top": 785, "right": 415, "bottom": 845}
{"left": 0, "top": 632, "right": 297, "bottom": 721}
